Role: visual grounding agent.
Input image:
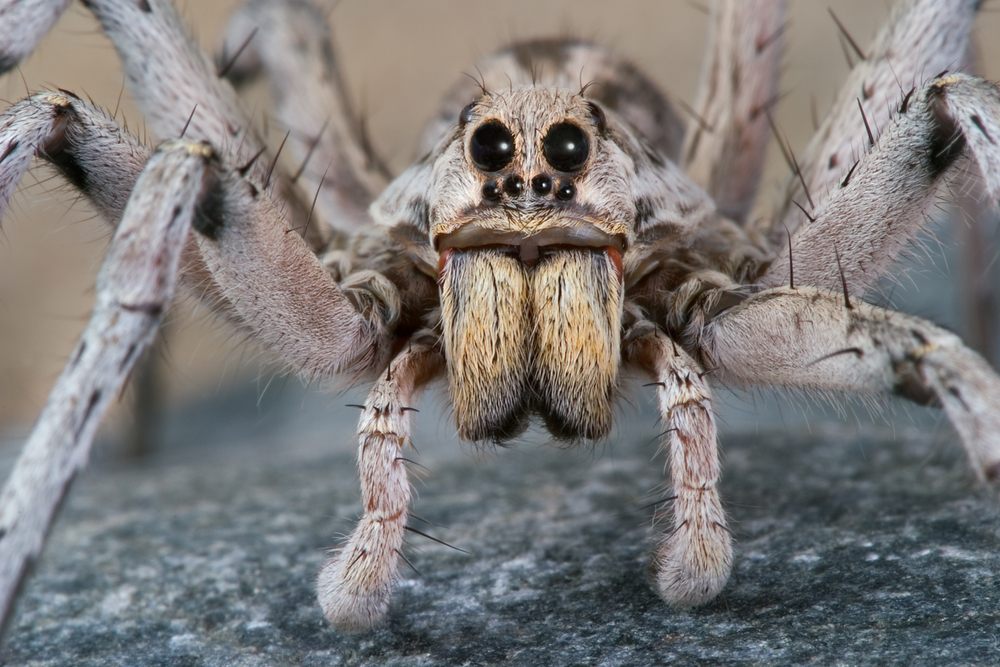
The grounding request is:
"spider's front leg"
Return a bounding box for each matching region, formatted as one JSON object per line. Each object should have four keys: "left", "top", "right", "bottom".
{"left": 762, "top": 74, "right": 1000, "bottom": 296}
{"left": 625, "top": 323, "right": 732, "bottom": 606}
{"left": 317, "top": 341, "right": 445, "bottom": 631}
{"left": 0, "top": 136, "right": 212, "bottom": 629}
{"left": 0, "top": 91, "right": 403, "bottom": 629}
{"left": 729, "top": 70, "right": 1000, "bottom": 484}
{"left": 703, "top": 287, "right": 1000, "bottom": 482}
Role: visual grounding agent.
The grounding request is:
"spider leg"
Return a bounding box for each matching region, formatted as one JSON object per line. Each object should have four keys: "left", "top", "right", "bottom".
{"left": 770, "top": 0, "right": 981, "bottom": 243}
{"left": 83, "top": 0, "right": 326, "bottom": 248}
{"left": 625, "top": 323, "right": 733, "bottom": 607}
{"left": 84, "top": 0, "right": 261, "bottom": 165}
{"left": 702, "top": 286, "right": 1000, "bottom": 482}
{"left": 0, "top": 0, "right": 71, "bottom": 73}
{"left": 954, "top": 165, "right": 996, "bottom": 364}
{"left": 185, "top": 156, "right": 400, "bottom": 383}
{"left": 0, "top": 139, "right": 213, "bottom": 631}
{"left": 0, "top": 92, "right": 149, "bottom": 224}
{"left": 0, "top": 89, "right": 406, "bottom": 628}
{"left": 0, "top": 92, "right": 396, "bottom": 383}
{"left": 951, "top": 40, "right": 997, "bottom": 365}
{"left": 681, "top": 0, "right": 786, "bottom": 225}
{"left": 317, "top": 341, "right": 445, "bottom": 631}
{"left": 218, "top": 0, "right": 390, "bottom": 234}
{"left": 762, "top": 74, "right": 1000, "bottom": 297}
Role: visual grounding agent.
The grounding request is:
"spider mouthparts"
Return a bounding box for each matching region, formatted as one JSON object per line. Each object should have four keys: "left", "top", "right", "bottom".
{"left": 437, "top": 247, "right": 453, "bottom": 278}
{"left": 605, "top": 245, "right": 623, "bottom": 281}
{"left": 435, "top": 223, "right": 626, "bottom": 271}
{"left": 439, "top": 246, "right": 623, "bottom": 443}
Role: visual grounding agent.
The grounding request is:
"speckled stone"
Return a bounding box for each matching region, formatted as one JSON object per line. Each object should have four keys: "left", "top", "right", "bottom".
{"left": 1, "top": 403, "right": 999, "bottom": 666}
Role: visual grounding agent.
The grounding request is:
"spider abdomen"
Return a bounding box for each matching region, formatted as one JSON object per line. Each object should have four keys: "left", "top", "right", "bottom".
{"left": 440, "top": 246, "right": 622, "bottom": 443}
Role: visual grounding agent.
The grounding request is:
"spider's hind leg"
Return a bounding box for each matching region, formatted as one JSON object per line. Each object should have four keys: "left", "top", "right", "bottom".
{"left": 680, "top": 0, "right": 786, "bottom": 225}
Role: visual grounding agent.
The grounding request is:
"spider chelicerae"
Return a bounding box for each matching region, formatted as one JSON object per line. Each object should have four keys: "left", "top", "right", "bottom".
{"left": 0, "top": 0, "right": 999, "bottom": 633}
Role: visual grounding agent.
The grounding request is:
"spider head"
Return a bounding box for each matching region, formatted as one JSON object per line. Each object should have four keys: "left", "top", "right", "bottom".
{"left": 385, "top": 87, "right": 641, "bottom": 443}
{"left": 370, "top": 86, "right": 710, "bottom": 443}
{"left": 429, "top": 87, "right": 630, "bottom": 270}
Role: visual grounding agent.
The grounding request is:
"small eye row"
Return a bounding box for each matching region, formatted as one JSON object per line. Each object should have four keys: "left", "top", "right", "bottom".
{"left": 481, "top": 174, "right": 576, "bottom": 203}
{"left": 469, "top": 121, "right": 590, "bottom": 174}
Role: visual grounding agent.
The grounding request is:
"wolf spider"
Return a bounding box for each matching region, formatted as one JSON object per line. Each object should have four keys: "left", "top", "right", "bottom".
{"left": 0, "top": 0, "right": 999, "bottom": 633}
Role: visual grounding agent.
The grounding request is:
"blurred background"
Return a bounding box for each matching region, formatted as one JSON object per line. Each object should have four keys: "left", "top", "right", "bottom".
{"left": 0, "top": 0, "right": 998, "bottom": 463}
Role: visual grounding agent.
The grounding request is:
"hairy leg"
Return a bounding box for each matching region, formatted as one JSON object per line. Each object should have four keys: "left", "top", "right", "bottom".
{"left": 0, "top": 89, "right": 403, "bottom": 629}
{"left": 0, "top": 0, "right": 71, "bottom": 73}
{"left": 625, "top": 323, "right": 733, "bottom": 607}
{"left": 681, "top": 0, "right": 786, "bottom": 225}
{"left": 317, "top": 341, "right": 445, "bottom": 631}
{"left": 219, "top": 0, "right": 389, "bottom": 234}
{"left": 0, "top": 139, "right": 212, "bottom": 631}
{"left": 0, "top": 92, "right": 396, "bottom": 384}
{"left": 83, "top": 0, "right": 327, "bottom": 247}
{"left": 702, "top": 286, "right": 1000, "bottom": 481}
{"left": 0, "top": 92, "right": 149, "bottom": 223}
{"left": 83, "top": 0, "right": 260, "bottom": 162}
{"left": 954, "top": 163, "right": 997, "bottom": 365}
{"left": 769, "top": 0, "right": 981, "bottom": 244}
{"left": 762, "top": 74, "right": 1000, "bottom": 297}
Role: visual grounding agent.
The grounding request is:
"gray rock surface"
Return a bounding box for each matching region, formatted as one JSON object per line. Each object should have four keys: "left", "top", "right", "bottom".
{"left": 1, "top": 386, "right": 998, "bottom": 666}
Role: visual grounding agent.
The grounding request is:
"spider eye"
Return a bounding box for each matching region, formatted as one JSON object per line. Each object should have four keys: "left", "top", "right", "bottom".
{"left": 459, "top": 102, "right": 476, "bottom": 126}
{"left": 470, "top": 121, "right": 515, "bottom": 172}
{"left": 542, "top": 122, "right": 589, "bottom": 172}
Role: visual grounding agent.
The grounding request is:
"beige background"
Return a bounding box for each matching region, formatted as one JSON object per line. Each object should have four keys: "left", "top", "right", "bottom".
{"left": 0, "top": 1, "right": 997, "bottom": 440}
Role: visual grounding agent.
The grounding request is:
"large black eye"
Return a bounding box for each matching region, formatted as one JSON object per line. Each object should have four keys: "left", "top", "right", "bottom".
{"left": 542, "top": 122, "right": 589, "bottom": 172}
{"left": 470, "top": 121, "right": 515, "bottom": 172}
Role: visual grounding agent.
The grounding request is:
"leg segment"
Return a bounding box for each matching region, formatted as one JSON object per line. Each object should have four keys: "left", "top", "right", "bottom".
{"left": 0, "top": 92, "right": 397, "bottom": 384}
{"left": 85, "top": 0, "right": 260, "bottom": 162}
{"left": 702, "top": 286, "right": 1000, "bottom": 481}
{"left": 770, "top": 0, "right": 981, "bottom": 244}
{"left": 681, "top": 0, "right": 786, "bottom": 225}
{"left": 0, "top": 92, "right": 149, "bottom": 225}
{"left": 187, "top": 161, "right": 397, "bottom": 383}
{"left": 317, "top": 342, "right": 445, "bottom": 631}
{"left": 762, "top": 74, "right": 1000, "bottom": 297}
{"left": 954, "top": 164, "right": 997, "bottom": 365}
{"left": 219, "top": 0, "right": 390, "bottom": 233}
{"left": 0, "top": 0, "right": 71, "bottom": 73}
{"left": 0, "top": 140, "right": 213, "bottom": 632}
{"left": 625, "top": 324, "right": 733, "bottom": 607}
{"left": 84, "top": 0, "right": 323, "bottom": 247}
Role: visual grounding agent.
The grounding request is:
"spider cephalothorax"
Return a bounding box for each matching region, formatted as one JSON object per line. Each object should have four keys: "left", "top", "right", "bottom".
{"left": 1, "top": 0, "right": 1000, "bottom": 637}
{"left": 437, "top": 90, "right": 628, "bottom": 442}
{"left": 379, "top": 82, "right": 724, "bottom": 443}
